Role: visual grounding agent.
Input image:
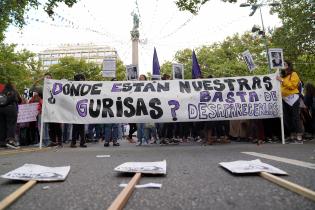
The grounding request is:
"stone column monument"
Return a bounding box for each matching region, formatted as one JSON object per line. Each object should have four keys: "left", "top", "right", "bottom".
{"left": 130, "top": 12, "right": 139, "bottom": 66}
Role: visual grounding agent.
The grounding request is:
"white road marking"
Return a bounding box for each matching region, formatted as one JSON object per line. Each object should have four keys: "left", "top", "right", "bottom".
{"left": 242, "top": 152, "right": 315, "bottom": 170}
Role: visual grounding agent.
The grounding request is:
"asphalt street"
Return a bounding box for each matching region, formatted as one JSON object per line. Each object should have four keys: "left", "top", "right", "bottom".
{"left": 0, "top": 140, "right": 314, "bottom": 210}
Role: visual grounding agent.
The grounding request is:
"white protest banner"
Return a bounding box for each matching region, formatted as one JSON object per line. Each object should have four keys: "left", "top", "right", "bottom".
{"left": 42, "top": 73, "right": 281, "bottom": 124}
{"left": 17, "top": 103, "right": 39, "bottom": 123}
{"left": 1, "top": 164, "right": 71, "bottom": 181}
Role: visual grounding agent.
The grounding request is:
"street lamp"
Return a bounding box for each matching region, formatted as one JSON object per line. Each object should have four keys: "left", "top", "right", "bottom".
{"left": 240, "top": 2, "right": 280, "bottom": 73}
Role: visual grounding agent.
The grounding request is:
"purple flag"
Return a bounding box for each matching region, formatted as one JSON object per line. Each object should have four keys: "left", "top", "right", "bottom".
{"left": 152, "top": 47, "right": 161, "bottom": 79}
{"left": 192, "top": 50, "right": 201, "bottom": 79}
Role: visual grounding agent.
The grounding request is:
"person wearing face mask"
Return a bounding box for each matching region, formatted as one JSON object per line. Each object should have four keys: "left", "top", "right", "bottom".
{"left": 276, "top": 60, "right": 303, "bottom": 143}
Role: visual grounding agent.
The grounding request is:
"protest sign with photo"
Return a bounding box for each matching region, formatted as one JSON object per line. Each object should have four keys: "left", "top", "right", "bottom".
{"left": 269, "top": 48, "right": 284, "bottom": 69}
{"left": 242, "top": 50, "right": 256, "bottom": 72}
{"left": 172, "top": 63, "right": 184, "bottom": 79}
{"left": 126, "top": 65, "right": 138, "bottom": 81}
{"left": 1, "top": 164, "right": 71, "bottom": 181}
{"left": 114, "top": 160, "right": 167, "bottom": 174}
{"left": 219, "top": 159, "right": 287, "bottom": 175}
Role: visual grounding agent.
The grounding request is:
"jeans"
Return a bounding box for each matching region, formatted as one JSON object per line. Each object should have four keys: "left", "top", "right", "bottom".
{"left": 117, "top": 123, "right": 123, "bottom": 140}
{"left": 37, "top": 114, "right": 50, "bottom": 146}
{"left": 62, "top": 123, "right": 71, "bottom": 143}
{"left": 87, "top": 124, "right": 96, "bottom": 140}
{"left": 137, "top": 123, "right": 145, "bottom": 143}
{"left": 144, "top": 127, "right": 157, "bottom": 142}
{"left": 95, "top": 124, "right": 103, "bottom": 140}
{"left": 104, "top": 124, "right": 118, "bottom": 143}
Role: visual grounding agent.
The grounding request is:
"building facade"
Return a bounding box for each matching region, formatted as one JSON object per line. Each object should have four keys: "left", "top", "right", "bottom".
{"left": 38, "top": 43, "right": 117, "bottom": 70}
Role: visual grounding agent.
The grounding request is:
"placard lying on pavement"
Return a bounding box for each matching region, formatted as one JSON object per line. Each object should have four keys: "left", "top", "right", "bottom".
{"left": 1, "top": 164, "right": 71, "bottom": 181}
{"left": 114, "top": 160, "right": 167, "bottom": 174}
{"left": 219, "top": 159, "right": 287, "bottom": 175}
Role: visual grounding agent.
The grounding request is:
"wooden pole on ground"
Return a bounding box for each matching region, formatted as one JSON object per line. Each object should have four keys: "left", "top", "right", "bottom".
{"left": 260, "top": 172, "right": 315, "bottom": 202}
{"left": 0, "top": 180, "right": 37, "bottom": 210}
{"left": 107, "top": 172, "right": 141, "bottom": 210}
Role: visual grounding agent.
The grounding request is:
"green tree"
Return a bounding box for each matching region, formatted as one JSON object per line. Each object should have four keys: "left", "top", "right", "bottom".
{"left": 47, "top": 56, "right": 126, "bottom": 81}
{"left": 271, "top": 0, "right": 314, "bottom": 59}
{"left": 160, "top": 61, "right": 173, "bottom": 78}
{"left": 0, "top": 0, "right": 79, "bottom": 42}
{"left": 170, "top": 32, "right": 270, "bottom": 79}
{"left": 270, "top": 0, "right": 315, "bottom": 85}
{"left": 0, "top": 43, "right": 40, "bottom": 92}
{"left": 175, "top": 0, "right": 259, "bottom": 14}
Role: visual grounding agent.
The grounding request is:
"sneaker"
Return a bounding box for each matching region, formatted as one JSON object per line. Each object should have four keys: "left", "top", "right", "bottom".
{"left": 6, "top": 139, "right": 20, "bottom": 149}
{"left": 136, "top": 142, "right": 142, "bottom": 146}
{"left": 79, "top": 144, "right": 87, "bottom": 148}
{"left": 70, "top": 144, "right": 77, "bottom": 148}
{"left": 296, "top": 134, "right": 303, "bottom": 141}
{"left": 104, "top": 142, "right": 110, "bottom": 147}
{"left": 292, "top": 140, "right": 303, "bottom": 144}
{"left": 113, "top": 142, "right": 120, "bottom": 146}
{"left": 47, "top": 142, "right": 58, "bottom": 147}
{"left": 127, "top": 137, "right": 136, "bottom": 143}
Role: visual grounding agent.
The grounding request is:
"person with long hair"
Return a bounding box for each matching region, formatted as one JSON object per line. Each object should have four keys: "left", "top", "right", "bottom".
{"left": 0, "top": 82, "right": 21, "bottom": 148}
{"left": 304, "top": 83, "right": 315, "bottom": 137}
{"left": 276, "top": 60, "right": 302, "bottom": 142}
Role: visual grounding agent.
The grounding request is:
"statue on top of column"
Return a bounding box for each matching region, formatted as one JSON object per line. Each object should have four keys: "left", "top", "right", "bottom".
{"left": 132, "top": 12, "right": 139, "bottom": 30}
{"left": 131, "top": 11, "right": 140, "bottom": 40}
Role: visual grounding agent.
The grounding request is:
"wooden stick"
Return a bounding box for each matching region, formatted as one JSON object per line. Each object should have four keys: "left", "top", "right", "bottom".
{"left": 0, "top": 180, "right": 37, "bottom": 210}
{"left": 260, "top": 172, "right": 315, "bottom": 201}
{"left": 107, "top": 172, "right": 141, "bottom": 210}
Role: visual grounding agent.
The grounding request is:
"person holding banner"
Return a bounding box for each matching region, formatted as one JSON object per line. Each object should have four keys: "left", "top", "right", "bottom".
{"left": 104, "top": 78, "right": 120, "bottom": 147}
{"left": 276, "top": 60, "right": 302, "bottom": 142}
{"left": 136, "top": 74, "right": 148, "bottom": 146}
{"left": 70, "top": 74, "right": 87, "bottom": 148}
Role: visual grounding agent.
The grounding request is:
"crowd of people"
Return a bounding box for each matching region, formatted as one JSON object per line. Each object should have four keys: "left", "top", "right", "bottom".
{"left": 0, "top": 60, "right": 314, "bottom": 149}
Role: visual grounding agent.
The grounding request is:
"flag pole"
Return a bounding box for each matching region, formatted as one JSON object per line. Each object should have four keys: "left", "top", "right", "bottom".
{"left": 39, "top": 79, "right": 47, "bottom": 149}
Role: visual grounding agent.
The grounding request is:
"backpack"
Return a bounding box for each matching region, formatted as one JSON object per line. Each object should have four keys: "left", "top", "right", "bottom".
{"left": 0, "top": 84, "right": 16, "bottom": 107}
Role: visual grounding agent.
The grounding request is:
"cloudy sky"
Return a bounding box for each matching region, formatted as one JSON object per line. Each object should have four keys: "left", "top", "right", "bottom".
{"left": 5, "top": 0, "right": 281, "bottom": 75}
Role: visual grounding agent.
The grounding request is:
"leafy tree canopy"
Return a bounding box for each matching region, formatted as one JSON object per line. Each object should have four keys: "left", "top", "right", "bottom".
{"left": 0, "top": 43, "right": 40, "bottom": 92}
{"left": 175, "top": 0, "right": 261, "bottom": 14}
{"left": 165, "top": 32, "right": 270, "bottom": 79}
{"left": 0, "top": 0, "right": 79, "bottom": 42}
{"left": 271, "top": 0, "right": 314, "bottom": 59}
{"left": 47, "top": 56, "right": 126, "bottom": 81}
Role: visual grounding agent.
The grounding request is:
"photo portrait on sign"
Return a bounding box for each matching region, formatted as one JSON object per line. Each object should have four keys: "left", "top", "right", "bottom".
{"left": 172, "top": 63, "right": 184, "bottom": 80}
{"left": 126, "top": 65, "right": 138, "bottom": 80}
{"left": 241, "top": 50, "right": 256, "bottom": 72}
{"left": 269, "top": 48, "right": 284, "bottom": 69}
